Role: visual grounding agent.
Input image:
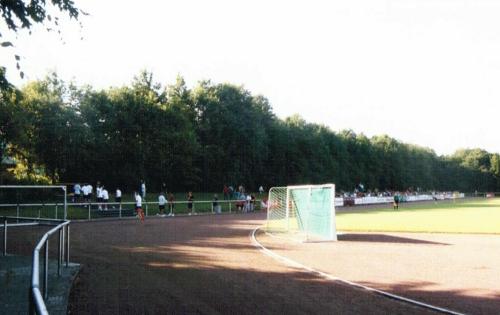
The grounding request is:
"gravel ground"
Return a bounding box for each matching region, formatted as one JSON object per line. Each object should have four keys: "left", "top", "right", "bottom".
{"left": 7, "top": 210, "right": 498, "bottom": 314}
{"left": 257, "top": 228, "right": 500, "bottom": 314}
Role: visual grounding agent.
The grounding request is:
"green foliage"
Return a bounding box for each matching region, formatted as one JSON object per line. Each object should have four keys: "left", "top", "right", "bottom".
{"left": 0, "top": 0, "right": 83, "bottom": 91}
{"left": 3, "top": 71, "right": 500, "bottom": 192}
{"left": 0, "top": 0, "right": 79, "bottom": 32}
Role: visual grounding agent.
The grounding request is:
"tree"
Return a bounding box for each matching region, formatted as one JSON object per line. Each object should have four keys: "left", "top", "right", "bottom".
{"left": 5, "top": 69, "right": 500, "bottom": 193}
{"left": 1, "top": 0, "right": 79, "bottom": 32}
{"left": 0, "top": 0, "right": 84, "bottom": 171}
{"left": 190, "top": 82, "right": 272, "bottom": 191}
{"left": 1, "top": 0, "right": 83, "bottom": 82}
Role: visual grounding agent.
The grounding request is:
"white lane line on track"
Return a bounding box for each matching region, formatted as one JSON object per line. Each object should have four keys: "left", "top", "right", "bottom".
{"left": 250, "top": 227, "right": 465, "bottom": 315}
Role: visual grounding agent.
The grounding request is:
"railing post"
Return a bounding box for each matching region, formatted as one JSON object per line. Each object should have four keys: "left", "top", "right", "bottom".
{"left": 66, "top": 225, "right": 70, "bottom": 267}
{"left": 229, "top": 202, "right": 231, "bottom": 213}
{"left": 17, "top": 203, "right": 20, "bottom": 218}
{"left": 61, "top": 226, "right": 65, "bottom": 268}
{"left": 211, "top": 202, "right": 214, "bottom": 213}
{"left": 63, "top": 185, "right": 67, "bottom": 220}
{"left": 119, "top": 205, "right": 122, "bottom": 218}
{"left": 145, "top": 202, "right": 148, "bottom": 217}
{"left": 58, "top": 229, "right": 62, "bottom": 276}
{"left": 43, "top": 241, "right": 49, "bottom": 299}
{"left": 55, "top": 203, "right": 58, "bottom": 220}
{"left": 28, "top": 287, "right": 35, "bottom": 314}
{"left": 88, "top": 203, "right": 91, "bottom": 220}
{"left": 3, "top": 217, "right": 7, "bottom": 256}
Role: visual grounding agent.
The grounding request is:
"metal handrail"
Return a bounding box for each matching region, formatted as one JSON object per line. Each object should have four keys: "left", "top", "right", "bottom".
{"left": 1, "top": 216, "right": 71, "bottom": 314}
{"left": 29, "top": 218, "right": 70, "bottom": 314}
{"left": 0, "top": 216, "right": 71, "bottom": 315}
{"left": 30, "top": 219, "right": 70, "bottom": 314}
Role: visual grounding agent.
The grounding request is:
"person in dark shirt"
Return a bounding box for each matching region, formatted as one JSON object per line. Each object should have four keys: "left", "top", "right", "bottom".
{"left": 187, "top": 191, "right": 195, "bottom": 215}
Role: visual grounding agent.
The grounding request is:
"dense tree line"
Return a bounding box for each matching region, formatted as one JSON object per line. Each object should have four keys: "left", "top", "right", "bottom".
{"left": 1, "top": 71, "right": 500, "bottom": 193}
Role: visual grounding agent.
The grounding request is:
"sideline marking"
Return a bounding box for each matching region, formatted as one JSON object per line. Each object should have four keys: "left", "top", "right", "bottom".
{"left": 250, "top": 227, "right": 464, "bottom": 315}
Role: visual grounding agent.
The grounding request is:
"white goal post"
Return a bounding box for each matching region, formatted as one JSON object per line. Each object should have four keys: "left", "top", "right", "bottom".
{"left": 266, "top": 184, "right": 337, "bottom": 241}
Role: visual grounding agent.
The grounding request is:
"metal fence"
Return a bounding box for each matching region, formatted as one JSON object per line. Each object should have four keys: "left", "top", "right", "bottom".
{"left": 0, "top": 199, "right": 264, "bottom": 221}
{"left": 0, "top": 185, "right": 68, "bottom": 219}
{"left": 1, "top": 216, "right": 71, "bottom": 315}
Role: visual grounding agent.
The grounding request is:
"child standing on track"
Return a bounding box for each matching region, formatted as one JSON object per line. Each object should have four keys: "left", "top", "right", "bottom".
{"left": 187, "top": 191, "right": 194, "bottom": 215}
{"left": 135, "top": 191, "right": 145, "bottom": 222}
{"left": 168, "top": 193, "right": 175, "bottom": 216}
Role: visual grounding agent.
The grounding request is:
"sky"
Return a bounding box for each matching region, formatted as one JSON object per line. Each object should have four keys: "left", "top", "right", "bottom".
{"left": 2, "top": 0, "right": 500, "bottom": 155}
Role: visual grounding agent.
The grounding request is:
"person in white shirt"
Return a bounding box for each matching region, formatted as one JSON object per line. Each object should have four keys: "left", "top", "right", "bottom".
{"left": 140, "top": 180, "right": 146, "bottom": 200}
{"left": 135, "top": 191, "right": 144, "bottom": 222}
{"left": 81, "top": 184, "right": 88, "bottom": 202}
{"left": 88, "top": 184, "right": 93, "bottom": 202}
{"left": 97, "top": 186, "right": 104, "bottom": 210}
{"left": 102, "top": 187, "right": 109, "bottom": 210}
{"left": 245, "top": 194, "right": 252, "bottom": 212}
{"left": 96, "top": 185, "right": 103, "bottom": 202}
{"left": 115, "top": 188, "right": 122, "bottom": 209}
{"left": 259, "top": 185, "right": 264, "bottom": 195}
{"left": 260, "top": 197, "right": 268, "bottom": 211}
{"left": 158, "top": 193, "right": 167, "bottom": 217}
{"left": 73, "top": 183, "right": 81, "bottom": 202}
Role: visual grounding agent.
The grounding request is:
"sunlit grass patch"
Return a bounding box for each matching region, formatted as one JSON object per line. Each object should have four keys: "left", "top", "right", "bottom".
{"left": 336, "top": 198, "right": 500, "bottom": 234}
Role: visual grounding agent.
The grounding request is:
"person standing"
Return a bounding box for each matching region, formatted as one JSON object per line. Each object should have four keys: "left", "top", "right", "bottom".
{"left": 140, "top": 180, "right": 146, "bottom": 200}
{"left": 102, "top": 187, "right": 109, "bottom": 210}
{"left": 168, "top": 193, "right": 175, "bottom": 216}
{"left": 393, "top": 193, "right": 400, "bottom": 210}
{"left": 213, "top": 194, "right": 221, "bottom": 214}
{"left": 245, "top": 194, "right": 252, "bottom": 212}
{"left": 259, "top": 185, "right": 264, "bottom": 195}
{"left": 158, "top": 193, "right": 167, "bottom": 217}
{"left": 97, "top": 185, "right": 103, "bottom": 210}
{"left": 115, "top": 188, "right": 122, "bottom": 209}
{"left": 96, "top": 182, "right": 102, "bottom": 203}
{"left": 87, "top": 184, "right": 93, "bottom": 203}
{"left": 223, "top": 185, "right": 229, "bottom": 200}
{"left": 260, "top": 196, "right": 269, "bottom": 211}
{"left": 82, "top": 184, "right": 89, "bottom": 202}
{"left": 187, "top": 191, "right": 194, "bottom": 215}
{"left": 135, "top": 191, "right": 145, "bottom": 222}
{"left": 73, "top": 183, "right": 81, "bottom": 202}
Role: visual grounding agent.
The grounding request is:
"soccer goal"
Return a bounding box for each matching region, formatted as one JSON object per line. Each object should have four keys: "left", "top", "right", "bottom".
{"left": 266, "top": 184, "right": 337, "bottom": 241}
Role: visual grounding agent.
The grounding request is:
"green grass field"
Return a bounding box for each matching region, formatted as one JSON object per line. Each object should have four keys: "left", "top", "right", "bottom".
{"left": 336, "top": 198, "right": 500, "bottom": 234}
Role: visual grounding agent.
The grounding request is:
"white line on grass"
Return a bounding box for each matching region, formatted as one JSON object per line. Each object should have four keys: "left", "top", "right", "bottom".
{"left": 250, "top": 227, "right": 465, "bottom": 315}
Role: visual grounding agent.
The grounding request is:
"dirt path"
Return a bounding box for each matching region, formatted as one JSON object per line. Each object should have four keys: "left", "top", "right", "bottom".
{"left": 65, "top": 213, "right": 436, "bottom": 314}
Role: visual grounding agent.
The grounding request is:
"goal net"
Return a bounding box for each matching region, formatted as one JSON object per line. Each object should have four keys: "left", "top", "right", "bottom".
{"left": 266, "top": 184, "right": 337, "bottom": 241}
